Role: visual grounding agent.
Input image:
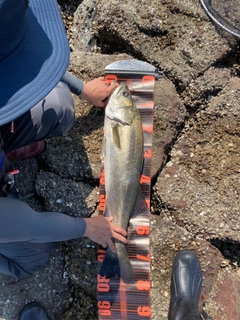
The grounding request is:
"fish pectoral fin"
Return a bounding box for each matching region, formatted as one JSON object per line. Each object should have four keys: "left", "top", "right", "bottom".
{"left": 112, "top": 123, "right": 121, "bottom": 149}
{"left": 132, "top": 186, "right": 148, "bottom": 217}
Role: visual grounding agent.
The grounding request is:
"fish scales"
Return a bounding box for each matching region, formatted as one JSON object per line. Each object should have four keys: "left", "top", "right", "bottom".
{"left": 100, "top": 84, "right": 146, "bottom": 284}
{"left": 104, "top": 109, "right": 143, "bottom": 228}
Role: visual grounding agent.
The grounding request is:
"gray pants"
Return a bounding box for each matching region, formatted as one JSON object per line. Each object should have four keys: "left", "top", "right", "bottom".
{"left": 0, "top": 82, "right": 74, "bottom": 280}
{"left": 0, "top": 242, "right": 54, "bottom": 280}
{"left": 1, "top": 82, "right": 75, "bottom": 152}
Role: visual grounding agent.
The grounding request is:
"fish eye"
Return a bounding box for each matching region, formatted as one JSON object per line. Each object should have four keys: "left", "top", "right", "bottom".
{"left": 123, "top": 90, "right": 129, "bottom": 98}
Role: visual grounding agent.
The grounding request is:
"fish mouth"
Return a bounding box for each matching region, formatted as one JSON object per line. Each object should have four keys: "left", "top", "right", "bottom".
{"left": 115, "top": 85, "right": 123, "bottom": 95}
{"left": 114, "top": 84, "right": 128, "bottom": 96}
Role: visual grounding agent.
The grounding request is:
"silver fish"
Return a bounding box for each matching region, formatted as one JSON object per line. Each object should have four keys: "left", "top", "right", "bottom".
{"left": 99, "top": 84, "right": 146, "bottom": 284}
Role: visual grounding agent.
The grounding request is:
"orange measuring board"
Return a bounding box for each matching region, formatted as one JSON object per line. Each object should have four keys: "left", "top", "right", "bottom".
{"left": 97, "top": 60, "right": 158, "bottom": 320}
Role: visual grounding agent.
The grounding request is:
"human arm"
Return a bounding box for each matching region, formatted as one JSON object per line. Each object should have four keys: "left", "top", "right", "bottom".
{"left": 0, "top": 198, "right": 127, "bottom": 249}
{"left": 0, "top": 197, "right": 86, "bottom": 243}
{"left": 60, "top": 71, "right": 119, "bottom": 107}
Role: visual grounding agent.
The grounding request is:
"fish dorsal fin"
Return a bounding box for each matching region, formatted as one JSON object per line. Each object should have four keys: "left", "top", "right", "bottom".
{"left": 112, "top": 123, "right": 121, "bottom": 149}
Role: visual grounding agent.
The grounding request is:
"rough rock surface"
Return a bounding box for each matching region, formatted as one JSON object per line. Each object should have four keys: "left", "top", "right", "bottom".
{"left": 155, "top": 76, "right": 240, "bottom": 240}
{"left": 1, "top": 0, "right": 240, "bottom": 320}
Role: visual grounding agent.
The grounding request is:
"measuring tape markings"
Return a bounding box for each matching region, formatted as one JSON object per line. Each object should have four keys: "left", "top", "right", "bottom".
{"left": 97, "top": 73, "right": 155, "bottom": 320}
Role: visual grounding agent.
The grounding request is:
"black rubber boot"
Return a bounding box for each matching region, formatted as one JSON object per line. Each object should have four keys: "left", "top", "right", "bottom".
{"left": 168, "top": 250, "right": 202, "bottom": 320}
{"left": 19, "top": 301, "right": 51, "bottom": 320}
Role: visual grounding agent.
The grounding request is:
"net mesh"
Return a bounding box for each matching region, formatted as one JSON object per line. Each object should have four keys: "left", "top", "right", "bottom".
{"left": 200, "top": 0, "right": 240, "bottom": 37}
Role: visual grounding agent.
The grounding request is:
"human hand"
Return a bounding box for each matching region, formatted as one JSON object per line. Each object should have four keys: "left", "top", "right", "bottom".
{"left": 83, "top": 216, "right": 127, "bottom": 252}
{"left": 79, "top": 77, "right": 119, "bottom": 107}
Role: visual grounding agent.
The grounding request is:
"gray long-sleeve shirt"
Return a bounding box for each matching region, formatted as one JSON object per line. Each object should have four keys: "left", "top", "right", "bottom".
{"left": 0, "top": 197, "right": 86, "bottom": 243}
{"left": 0, "top": 71, "right": 86, "bottom": 244}
{"left": 61, "top": 71, "right": 84, "bottom": 96}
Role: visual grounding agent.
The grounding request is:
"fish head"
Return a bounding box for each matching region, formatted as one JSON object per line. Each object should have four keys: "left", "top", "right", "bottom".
{"left": 105, "top": 84, "right": 136, "bottom": 125}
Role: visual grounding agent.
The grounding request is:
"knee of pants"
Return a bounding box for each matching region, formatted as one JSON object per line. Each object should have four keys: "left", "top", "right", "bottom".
{"left": 40, "top": 82, "right": 75, "bottom": 137}
{"left": 0, "top": 242, "right": 54, "bottom": 280}
{"left": 0, "top": 82, "right": 75, "bottom": 151}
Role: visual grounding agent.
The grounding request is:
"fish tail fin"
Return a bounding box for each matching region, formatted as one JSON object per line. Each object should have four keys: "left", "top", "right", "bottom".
{"left": 100, "top": 248, "right": 120, "bottom": 279}
{"left": 119, "top": 245, "right": 135, "bottom": 284}
{"left": 99, "top": 246, "right": 135, "bottom": 284}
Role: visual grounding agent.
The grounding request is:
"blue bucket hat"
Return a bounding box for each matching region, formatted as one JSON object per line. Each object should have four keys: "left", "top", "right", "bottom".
{"left": 0, "top": 0, "right": 70, "bottom": 126}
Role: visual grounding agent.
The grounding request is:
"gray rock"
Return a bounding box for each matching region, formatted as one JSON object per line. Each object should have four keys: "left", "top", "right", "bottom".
{"left": 150, "top": 215, "right": 222, "bottom": 319}
{"left": 73, "top": 0, "right": 98, "bottom": 52}
{"left": 154, "top": 75, "right": 240, "bottom": 241}
{"left": 0, "top": 247, "right": 70, "bottom": 320}
{"left": 73, "top": 0, "right": 237, "bottom": 89}
{"left": 35, "top": 171, "right": 98, "bottom": 217}
{"left": 154, "top": 73, "right": 240, "bottom": 318}
{"left": 152, "top": 78, "right": 187, "bottom": 177}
